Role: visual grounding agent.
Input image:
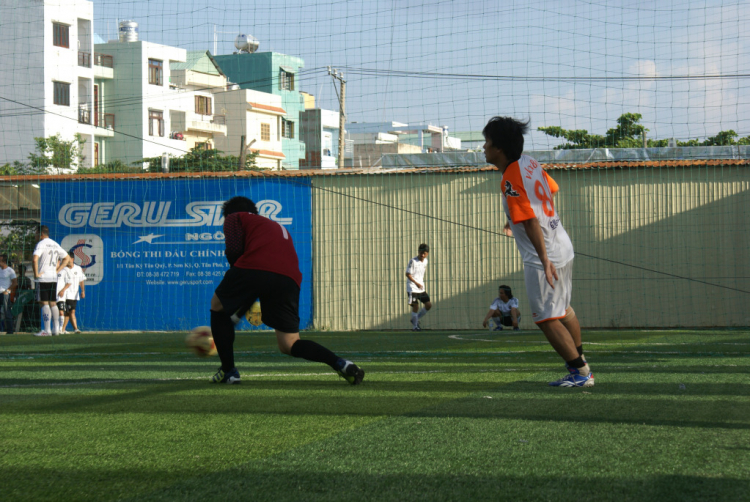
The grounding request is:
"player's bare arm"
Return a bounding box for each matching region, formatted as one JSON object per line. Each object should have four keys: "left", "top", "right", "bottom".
{"left": 32, "top": 255, "right": 39, "bottom": 278}
{"left": 80, "top": 281, "right": 85, "bottom": 299}
{"left": 482, "top": 308, "right": 498, "bottom": 327}
{"left": 521, "top": 217, "right": 558, "bottom": 288}
{"left": 56, "top": 255, "right": 71, "bottom": 274}
{"left": 58, "top": 283, "right": 70, "bottom": 298}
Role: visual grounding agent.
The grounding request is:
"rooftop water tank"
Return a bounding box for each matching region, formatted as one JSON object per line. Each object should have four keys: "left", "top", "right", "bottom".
{"left": 119, "top": 21, "right": 139, "bottom": 42}
{"left": 234, "top": 34, "right": 259, "bottom": 53}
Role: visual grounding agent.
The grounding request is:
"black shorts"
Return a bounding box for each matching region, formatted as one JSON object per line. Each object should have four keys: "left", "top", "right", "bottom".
{"left": 495, "top": 313, "right": 521, "bottom": 326}
{"left": 215, "top": 268, "right": 300, "bottom": 333}
{"left": 57, "top": 301, "right": 66, "bottom": 313}
{"left": 408, "top": 291, "right": 430, "bottom": 304}
{"left": 66, "top": 300, "right": 77, "bottom": 311}
{"left": 35, "top": 282, "right": 57, "bottom": 302}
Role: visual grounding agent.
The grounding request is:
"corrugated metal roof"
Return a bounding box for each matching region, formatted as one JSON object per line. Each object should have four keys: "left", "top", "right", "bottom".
{"left": 2, "top": 159, "right": 747, "bottom": 182}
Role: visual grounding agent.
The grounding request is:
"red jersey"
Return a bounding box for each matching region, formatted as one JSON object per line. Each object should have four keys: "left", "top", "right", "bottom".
{"left": 223, "top": 212, "right": 302, "bottom": 287}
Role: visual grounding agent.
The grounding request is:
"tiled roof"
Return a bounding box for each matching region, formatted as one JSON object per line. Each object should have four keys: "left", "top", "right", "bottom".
{"left": 1, "top": 159, "right": 746, "bottom": 182}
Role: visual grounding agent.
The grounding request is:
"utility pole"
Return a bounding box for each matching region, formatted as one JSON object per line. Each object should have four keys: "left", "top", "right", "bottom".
{"left": 328, "top": 67, "right": 347, "bottom": 169}
{"left": 238, "top": 136, "right": 256, "bottom": 170}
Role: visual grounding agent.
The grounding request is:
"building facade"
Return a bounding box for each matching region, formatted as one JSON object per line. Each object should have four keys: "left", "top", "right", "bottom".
{"left": 213, "top": 51, "right": 305, "bottom": 169}
{"left": 214, "top": 89, "right": 286, "bottom": 170}
{"left": 169, "top": 51, "right": 228, "bottom": 152}
{"left": 94, "top": 38, "right": 191, "bottom": 166}
{"left": 0, "top": 0, "right": 114, "bottom": 168}
{"left": 299, "top": 108, "right": 344, "bottom": 169}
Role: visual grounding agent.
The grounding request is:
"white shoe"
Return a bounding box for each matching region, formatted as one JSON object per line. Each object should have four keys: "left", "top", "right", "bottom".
{"left": 60, "top": 330, "right": 68, "bottom": 335}
{"left": 74, "top": 329, "right": 81, "bottom": 333}
{"left": 34, "top": 331, "right": 52, "bottom": 337}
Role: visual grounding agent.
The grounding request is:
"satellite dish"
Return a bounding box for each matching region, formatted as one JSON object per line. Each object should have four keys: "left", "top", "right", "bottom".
{"left": 234, "top": 34, "right": 259, "bottom": 53}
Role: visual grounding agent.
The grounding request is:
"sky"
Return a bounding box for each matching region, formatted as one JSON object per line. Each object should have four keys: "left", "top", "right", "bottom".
{"left": 93, "top": 0, "right": 750, "bottom": 148}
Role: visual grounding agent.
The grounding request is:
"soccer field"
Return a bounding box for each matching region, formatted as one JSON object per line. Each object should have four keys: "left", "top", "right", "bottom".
{"left": 1, "top": 330, "right": 749, "bottom": 501}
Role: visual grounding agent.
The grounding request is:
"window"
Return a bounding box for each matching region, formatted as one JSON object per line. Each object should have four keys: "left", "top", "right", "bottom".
{"left": 281, "top": 119, "right": 294, "bottom": 139}
{"left": 53, "top": 23, "right": 69, "bottom": 48}
{"left": 195, "top": 96, "right": 212, "bottom": 115}
{"left": 261, "top": 123, "right": 271, "bottom": 141}
{"left": 53, "top": 82, "right": 70, "bottom": 106}
{"left": 148, "top": 59, "right": 163, "bottom": 86}
{"left": 279, "top": 70, "right": 295, "bottom": 91}
{"left": 149, "top": 110, "right": 164, "bottom": 137}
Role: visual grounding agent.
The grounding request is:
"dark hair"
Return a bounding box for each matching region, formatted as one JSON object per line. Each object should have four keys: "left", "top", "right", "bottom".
{"left": 0, "top": 254, "right": 7, "bottom": 263}
{"left": 499, "top": 285, "right": 513, "bottom": 299}
{"left": 482, "top": 116, "right": 530, "bottom": 162}
{"left": 222, "top": 196, "right": 258, "bottom": 217}
{"left": 418, "top": 243, "right": 430, "bottom": 253}
{"left": 39, "top": 225, "right": 50, "bottom": 236}
{"left": 68, "top": 250, "right": 75, "bottom": 258}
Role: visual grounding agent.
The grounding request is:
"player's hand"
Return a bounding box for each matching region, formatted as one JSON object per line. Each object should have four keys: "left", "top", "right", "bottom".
{"left": 81, "top": 292, "right": 85, "bottom": 299}
{"left": 482, "top": 320, "right": 488, "bottom": 328}
{"left": 543, "top": 260, "right": 558, "bottom": 289}
{"left": 503, "top": 222, "right": 513, "bottom": 237}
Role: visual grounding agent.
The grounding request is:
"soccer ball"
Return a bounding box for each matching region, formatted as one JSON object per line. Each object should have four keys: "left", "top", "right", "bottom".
{"left": 186, "top": 327, "right": 217, "bottom": 357}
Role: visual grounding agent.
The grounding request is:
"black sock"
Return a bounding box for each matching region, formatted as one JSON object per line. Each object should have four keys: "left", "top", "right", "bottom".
{"left": 566, "top": 356, "right": 585, "bottom": 369}
{"left": 576, "top": 345, "right": 583, "bottom": 357}
{"left": 290, "top": 339, "right": 342, "bottom": 370}
{"left": 211, "top": 310, "right": 236, "bottom": 372}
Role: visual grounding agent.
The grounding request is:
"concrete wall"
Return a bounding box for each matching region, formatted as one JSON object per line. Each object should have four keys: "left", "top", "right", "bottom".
{"left": 310, "top": 165, "right": 750, "bottom": 330}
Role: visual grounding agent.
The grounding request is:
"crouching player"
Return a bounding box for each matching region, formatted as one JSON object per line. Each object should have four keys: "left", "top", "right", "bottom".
{"left": 208, "top": 196, "right": 365, "bottom": 385}
{"left": 483, "top": 116, "right": 593, "bottom": 387}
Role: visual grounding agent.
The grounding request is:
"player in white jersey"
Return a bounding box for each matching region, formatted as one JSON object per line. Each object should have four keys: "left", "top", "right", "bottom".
{"left": 57, "top": 250, "right": 85, "bottom": 334}
{"left": 483, "top": 116, "right": 593, "bottom": 387}
{"left": 405, "top": 244, "right": 431, "bottom": 331}
{"left": 32, "top": 225, "right": 70, "bottom": 336}
{"left": 482, "top": 285, "right": 521, "bottom": 331}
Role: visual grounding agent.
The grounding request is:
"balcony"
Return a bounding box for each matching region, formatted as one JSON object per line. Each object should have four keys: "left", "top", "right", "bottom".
{"left": 94, "top": 53, "right": 113, "bottom": 68}
{"left": 78, "top": 105, "right": 91, "bottom": 125}
{"left": 185, "top": 113, "right": 227, "bottom": 134}
{"left": 78, "top": 51, "right": 91, "bottom": 68}
{"left": 94, "top": 53, "right": 114, "bottom": 79}
{"left": 95, "top": 113, "right": 115, "bottom": 137}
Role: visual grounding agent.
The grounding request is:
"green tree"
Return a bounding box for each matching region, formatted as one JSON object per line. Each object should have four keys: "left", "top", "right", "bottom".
{"left": 142, "top": 145, "right": 260, "bottom": 173}
{"left": 539, "top": 114, "right": 750, "bottom": 149}
{"left": 27, "top": 133, "right": 87, "bottom": 169}
{"left": 0, "top": 220, "right": 39, "bottom": 262}
{"left": 538, "top": 113, "right": 647, "bottom": 149}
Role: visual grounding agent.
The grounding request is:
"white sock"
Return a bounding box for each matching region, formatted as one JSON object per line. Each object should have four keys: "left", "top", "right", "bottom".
{"left": 417, "top": 308, "right": 427, "bottom": 319}
{"left": 411, "top": 312, "right": 419, "bottom": 326}
{"left": 59, "top": 316, "right": 65, "bottom": 332}
{"left": 579, "top": 363, "right": 591, "bottom": 376}
{"left": 42, "top": 305, "right": 52, "bottom": 333}
{"left": 51, "top": 306, "right": 60, "bottom": 334}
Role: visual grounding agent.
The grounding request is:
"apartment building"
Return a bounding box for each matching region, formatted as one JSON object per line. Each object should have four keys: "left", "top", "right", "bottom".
{"left": 0, "top": 0, "right": 114, "bottom": 168}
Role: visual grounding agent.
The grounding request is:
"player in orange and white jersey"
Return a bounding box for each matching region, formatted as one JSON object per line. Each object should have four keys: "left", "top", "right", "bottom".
{"left": 483, "top": 116, "right": 593, "bottom": 387}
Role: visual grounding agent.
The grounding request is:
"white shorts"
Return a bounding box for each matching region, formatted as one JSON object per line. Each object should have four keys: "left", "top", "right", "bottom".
{"left": 524, "top": 260, "right": 573, "bottom": 324}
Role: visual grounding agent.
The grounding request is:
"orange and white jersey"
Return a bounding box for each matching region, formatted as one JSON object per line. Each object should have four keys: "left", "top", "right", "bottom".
{"left": 501, "top": 155, "right": 574, "bottom": 269}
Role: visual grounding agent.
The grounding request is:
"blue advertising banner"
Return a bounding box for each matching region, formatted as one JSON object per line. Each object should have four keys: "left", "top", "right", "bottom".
{"left": 40, "top": 178, "right": 312, "bottom": 331}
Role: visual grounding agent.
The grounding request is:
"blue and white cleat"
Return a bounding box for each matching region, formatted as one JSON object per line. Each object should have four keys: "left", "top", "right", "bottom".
{"left": 210, "top": 367, "right": 241, "bottom": 384}
{"left": 549, "top": 367, "right": 594, "bottom": 387}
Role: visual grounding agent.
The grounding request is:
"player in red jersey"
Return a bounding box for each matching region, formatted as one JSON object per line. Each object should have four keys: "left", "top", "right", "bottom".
{"left": 208, "top": 196, "right": 364, "bottom": 385}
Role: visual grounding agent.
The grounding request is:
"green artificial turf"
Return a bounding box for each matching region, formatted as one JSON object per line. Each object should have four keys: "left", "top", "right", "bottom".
{"left": 1, "top": 330, "right": 748, "bottom": 501}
